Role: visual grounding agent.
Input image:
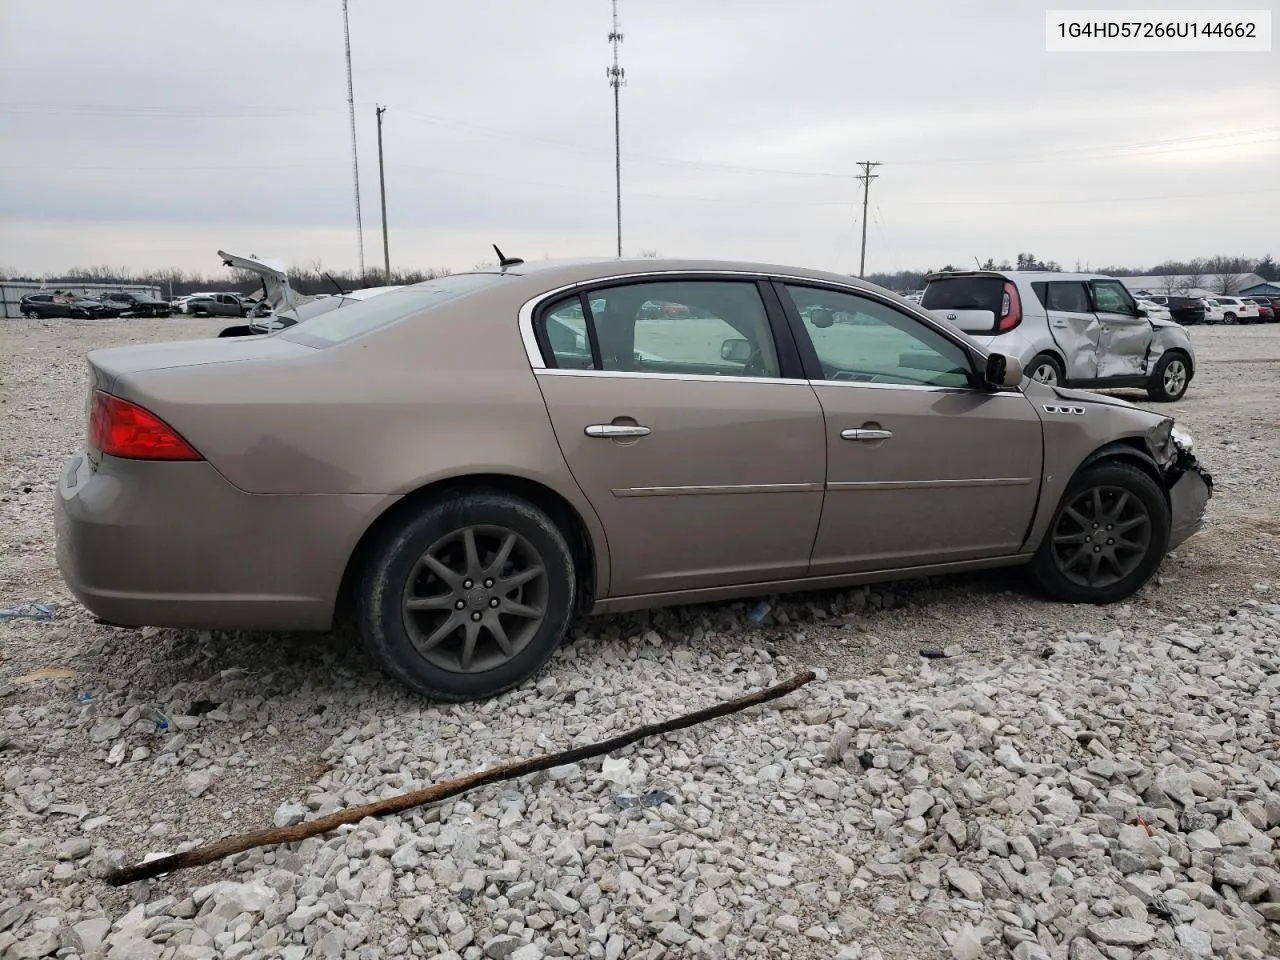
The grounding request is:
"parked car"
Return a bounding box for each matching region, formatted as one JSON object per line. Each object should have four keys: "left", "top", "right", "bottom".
{"left": 1135, "top": 299, "right": 1173, "bottom": 323}
{"left": 96, "top": 292, "right": 173, "bottom": 318}
{"left": 213, "top": 249, "right": 402, "bottom": 336}
{"left": 19, "top": 293, "right": 116, "bottom": 319}
{"left": 920, "top": 270, "right": 1195, "bottom": 401}
{"left": 1208, "top": 296, "right": 1259, "bottom": 324}
{"left": 1139, "top": 295, "right": 1206, "bottom": 326}
{"left": 182, "top": 293, "right": 250, "bottom": 318}
{"left": 171, "top": 292, "right": 220, "bottom": 315}
{"left": 1241, "top": 297, "right": 1275, "bottom": 322}
{"left": 54, "top": 256, "right": 1212, "bottom": 701}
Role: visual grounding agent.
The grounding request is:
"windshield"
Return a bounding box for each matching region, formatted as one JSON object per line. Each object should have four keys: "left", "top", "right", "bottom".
{"left": 278, "top": 272, "right": 508, "bottom": 347}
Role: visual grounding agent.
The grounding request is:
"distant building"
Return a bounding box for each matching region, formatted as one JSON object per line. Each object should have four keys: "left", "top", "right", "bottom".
{"left": 1240, "top": 279, "right": 1280, "bottom": 296}
{"left": 1118, "top": 273, "right": 1264, "bottom": 297}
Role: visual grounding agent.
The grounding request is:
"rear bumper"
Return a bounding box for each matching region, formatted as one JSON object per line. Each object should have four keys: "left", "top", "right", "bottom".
{"left": 1167, "top": 454, "right": 1212, "bottom": 551}
{"left": 54, "top": 451, "right": 392, "bottom": 631}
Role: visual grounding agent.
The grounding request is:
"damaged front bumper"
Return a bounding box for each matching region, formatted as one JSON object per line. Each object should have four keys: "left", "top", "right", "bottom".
{"left": 1165, "top": 444, "right": 1213, "bottom": 551}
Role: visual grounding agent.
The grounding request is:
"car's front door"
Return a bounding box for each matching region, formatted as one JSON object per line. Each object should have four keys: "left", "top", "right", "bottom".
{"left": 530, "top": 277, "right": 826, "bottom": 597}
{"left": 1090, "top": 279, "right": 1153, "bottom": 380}
{"left": 774, "top": 281, "right": 1044, "bottom": 575}
{"left": 1040, "top": 280, "right": 1099, "bottom": 381}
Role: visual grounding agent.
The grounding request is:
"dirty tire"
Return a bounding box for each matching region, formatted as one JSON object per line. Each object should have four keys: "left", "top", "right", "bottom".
{"left": 1031, "top": 461, "right": 1170, "bottom": 605}
{"left": 23, "top": 310, "right": 38, "bottom": 319}
{"left": 1027, "top": 352, "right": 1064, "bottom": 386}
{"left": 357, "top": 490, "right": 575, "bottom": 702}
{"left": 1223, "top": 312, "right": 1236, "bottom": 324}
{"left": 1147, "top": 351, "right": 1191, "bottom": 402}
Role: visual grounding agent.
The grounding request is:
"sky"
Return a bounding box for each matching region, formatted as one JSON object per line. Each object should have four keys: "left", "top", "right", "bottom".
{"left": 0, "top": 0, "right": 1277, "bottom": 279}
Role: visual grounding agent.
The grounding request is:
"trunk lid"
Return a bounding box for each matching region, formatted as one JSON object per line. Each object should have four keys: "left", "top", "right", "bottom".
{"left": 88, "top": 336, "right": 316, "bottom": 393}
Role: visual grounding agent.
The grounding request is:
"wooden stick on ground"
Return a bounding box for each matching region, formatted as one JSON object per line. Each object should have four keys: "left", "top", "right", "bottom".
{"left": 105, "top": 670, "right": 816, "bottom": 886}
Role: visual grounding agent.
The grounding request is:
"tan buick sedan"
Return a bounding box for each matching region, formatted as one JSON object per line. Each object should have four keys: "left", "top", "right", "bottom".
{"left": 55, "top": 257, "right": 1212, "bottom": 700}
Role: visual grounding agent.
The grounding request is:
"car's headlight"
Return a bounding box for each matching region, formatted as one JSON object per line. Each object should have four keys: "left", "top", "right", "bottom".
{"left": 1171, "top": 425, "right": 1193, "bottom": 452}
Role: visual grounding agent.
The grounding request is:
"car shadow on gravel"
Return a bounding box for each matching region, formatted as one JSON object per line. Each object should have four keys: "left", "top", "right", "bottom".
{"left": 81, "top": 565, "right": 1041, "bottom": 704}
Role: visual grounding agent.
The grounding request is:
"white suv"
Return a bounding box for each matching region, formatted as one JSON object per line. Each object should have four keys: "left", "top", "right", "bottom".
{"left": 922, "top": 270, "right": 1197, "bottom": 402}
{"left": 1205, "top": 296, "right": 1259, "bottom": 324}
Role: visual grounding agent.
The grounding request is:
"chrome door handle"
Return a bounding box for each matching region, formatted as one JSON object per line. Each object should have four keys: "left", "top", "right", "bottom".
{"left": 1051, "top": 321, "right": 1068, "bottom": 328}
{"left": 841, "top": 428, "right": 893, "bottom": 441}
{"left": 585, "top": 424, "right": 651, "bottom": 438}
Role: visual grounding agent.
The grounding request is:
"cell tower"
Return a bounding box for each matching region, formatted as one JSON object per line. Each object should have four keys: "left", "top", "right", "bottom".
{"left": 342, "top": 0, "right": 365, "bottom": 277}
{"left": 606, "top": 0, "right": 625, "bottom": 259}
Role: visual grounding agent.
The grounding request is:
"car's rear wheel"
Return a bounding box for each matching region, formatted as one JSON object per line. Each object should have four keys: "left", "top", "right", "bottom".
{"left": 1031, "top": 462, "right": 1170, "bottom": 604}
{"left": 1147, "top": 352, "right": 1190, "bottom": 402}
{"left": 1027, "top": 353, "right": 1064, "bottom": 386}
{"left": 357, "top": 490, "right": 576, "bottom": 701}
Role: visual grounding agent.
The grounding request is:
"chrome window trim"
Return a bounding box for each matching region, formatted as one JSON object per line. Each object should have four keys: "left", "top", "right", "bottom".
{"left": 534, "top": 366, "right": 1026, "bottom": 398}
{"left": 517, "top": 268, "right": 986, "bottom": 371}
{"left": 534, "top": 368, "right": 811, "bottom": 386}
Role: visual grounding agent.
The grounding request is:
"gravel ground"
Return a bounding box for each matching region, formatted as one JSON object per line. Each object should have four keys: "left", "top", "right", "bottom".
{"left": 1, "top": 317, "right": 1277, "bottom": 960}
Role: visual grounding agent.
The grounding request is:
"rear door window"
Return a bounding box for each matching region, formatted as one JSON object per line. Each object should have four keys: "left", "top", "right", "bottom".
{"left": 1045, "top": 282, "right": 1090, "bottom": 313}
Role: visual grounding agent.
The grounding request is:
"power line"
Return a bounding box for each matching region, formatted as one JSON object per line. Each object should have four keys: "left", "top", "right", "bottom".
{"left": 341, "top": 0, "right": 365, "bottom": 277}
{"left": 855, "top": 161, "right": 880, "bottom": 279}
{"left": 606, "top": 0, "right": 625, "bottom": 259}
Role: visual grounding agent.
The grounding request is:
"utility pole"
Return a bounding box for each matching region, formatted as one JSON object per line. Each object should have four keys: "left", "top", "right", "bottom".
{"left": 376, "top": 104, "right": 390, "bottom": 282}
{"left": 341, "top": 0, "right": 365, "bottom": 278}
{"left": 856, "top": 161, "right": 881, "bottom": 279}
{"left": 606, "top": 0, "right": 625, "bottom": 258}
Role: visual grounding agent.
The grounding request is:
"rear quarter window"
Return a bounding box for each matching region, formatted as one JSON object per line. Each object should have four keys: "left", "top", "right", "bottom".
{"left": 279, "top": 273, "right": 509, "bottom": 347}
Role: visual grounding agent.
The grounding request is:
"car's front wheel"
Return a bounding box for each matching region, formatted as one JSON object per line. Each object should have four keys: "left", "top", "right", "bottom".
{"left": 357, "top": 490, "right": 576, "bottom": 701}
{"left": 23, "top": 309, "right": 38, "bottom": 319}
{"left": 1147, "top": 352, "right": 1190, "bottom": 402}
{"left": 1223, "top": 312, "right": 1237, "bottom": 324}
{"left": 1030, "top": 462, "right": 1170, "bottom": 604}
{"left": 1027, "top": 352, "right": 1065, "bottom": 386}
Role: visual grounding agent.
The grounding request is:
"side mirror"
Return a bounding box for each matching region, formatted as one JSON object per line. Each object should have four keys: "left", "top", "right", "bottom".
{"left": 984, "top": 352, "right": 1024, "bottom": 389}
{"left": 1135, "top": 307, "right": 1148, "bottom": 318}
{"left": 720, "top": 337, "right": 752, "bottom": 363}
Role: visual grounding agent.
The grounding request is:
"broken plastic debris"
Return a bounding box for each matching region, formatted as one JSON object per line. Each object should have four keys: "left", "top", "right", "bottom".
{"left": 153, "top": 709, "right": 170, "bottom": 732}
{"left": 747, "top": 601, "right": 772, "bottom": 624}
{"left": 613, "top": 789, "right": 674, "bottom": 809}
{"left": 0, "top": 602, "right": 52, "bottom": 621}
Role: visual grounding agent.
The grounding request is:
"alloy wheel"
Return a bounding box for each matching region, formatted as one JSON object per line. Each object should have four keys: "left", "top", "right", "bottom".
{"left": 1162, "top": 359, "right": 1188, "bottom": 397}
{"left": 1050, "top": 485, "right": 1151, "bottom": 589}
{"left": 1031, "top": 363, "right": 1059, "bottom": 385}
{"left": 400, "top": 524, "right": 548, "bottom": 673}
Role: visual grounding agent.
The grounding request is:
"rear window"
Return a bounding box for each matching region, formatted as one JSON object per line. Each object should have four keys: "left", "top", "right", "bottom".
{"left": 921, "top": 276, "right": 1005, "bottom": 312}
{"left": 279, "top": 273, "right": 508, "bottom": 347}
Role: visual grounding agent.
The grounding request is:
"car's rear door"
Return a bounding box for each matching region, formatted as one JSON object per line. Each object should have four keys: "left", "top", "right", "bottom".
{"left": 1090, "top": 279, "right": 1153, "bottom": 380}
{"left": 1039, "top": 280, "right": 1099, "bottom": 380}
{"left": 775, "top": 280, "right": 1043, "bottom": 575}
{"left": 529, "top": 275, "right": 826, "bottom": 597}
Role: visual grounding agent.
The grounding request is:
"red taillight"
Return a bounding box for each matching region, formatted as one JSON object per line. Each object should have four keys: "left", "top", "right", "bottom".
{"left": 88, "top": 390, "right": 203, "bottom": 461}
{"left": 996, "top": 280, "right": 1022, "bottom": 332}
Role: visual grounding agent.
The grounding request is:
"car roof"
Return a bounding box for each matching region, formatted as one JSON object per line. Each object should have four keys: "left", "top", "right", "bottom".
{"left": 434, "top": 255, "right": 880, "bottom": 291}
{"left": 925, "top": 270, "right": 1118, "bottom": 283}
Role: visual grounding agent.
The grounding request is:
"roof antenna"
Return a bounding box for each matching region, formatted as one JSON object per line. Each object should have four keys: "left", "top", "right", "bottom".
{"left": 493, "top": 245, "right": 524, "bottom": 273}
